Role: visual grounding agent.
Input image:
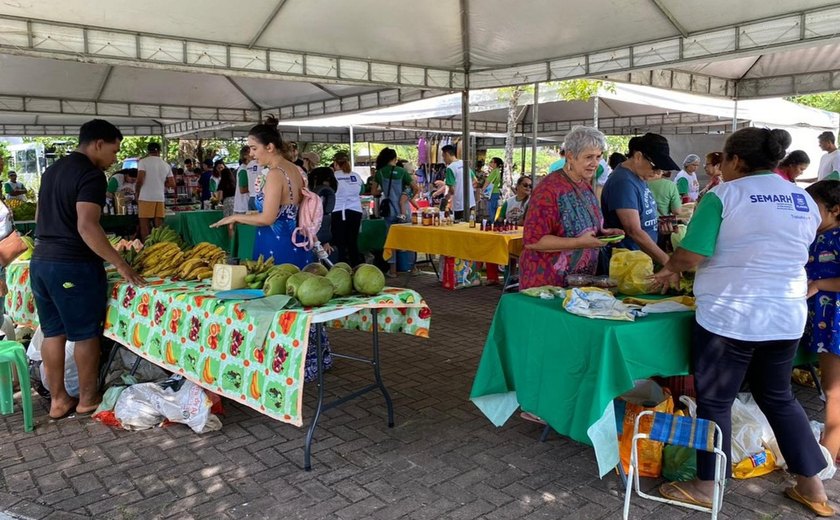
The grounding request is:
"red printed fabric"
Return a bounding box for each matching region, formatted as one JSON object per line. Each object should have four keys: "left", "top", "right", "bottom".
{"left": 519, "top": 172, "right": 602, "bottom": 289}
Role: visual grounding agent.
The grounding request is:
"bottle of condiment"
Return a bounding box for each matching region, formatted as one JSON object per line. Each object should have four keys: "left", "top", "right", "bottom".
{"left": 434, "top": 212, "right": 441, "bottom": 226}
{"left": 469, "top": 211, "right": 476, "bottom": 228}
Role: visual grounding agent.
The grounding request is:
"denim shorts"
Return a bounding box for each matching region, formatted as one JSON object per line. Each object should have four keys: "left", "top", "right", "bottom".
{"left": 30, "top": 259, "right": 108, "bottom": 341}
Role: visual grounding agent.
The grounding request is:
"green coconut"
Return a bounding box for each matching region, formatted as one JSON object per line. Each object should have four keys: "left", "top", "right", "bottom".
{"left": 285, "top": 271, "right": 316, "bottom": 297}
{"left": 275, "top": 263, "right": 301, "bottom": 275}
{"left": 296, "top": 276, "right": 335, "bottom": 306}
{"left": 332, "top": 262, "right": 353, "bottom": 274}
{"left": 302, "top": 262, "right": 329, "bottom": 277}
{"left": 353, "top": 264, "right": 386, "bottom": 295}
{"left": 325, "top": 268, "right": 353, "bottom": 296}
{"left": 263, "top": 272, "right": 292, "bottom": 296}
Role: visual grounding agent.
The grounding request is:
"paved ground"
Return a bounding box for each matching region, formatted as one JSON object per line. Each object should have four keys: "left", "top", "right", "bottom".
{"left": 0, "top": 272, "right": 837, "bottom": 519}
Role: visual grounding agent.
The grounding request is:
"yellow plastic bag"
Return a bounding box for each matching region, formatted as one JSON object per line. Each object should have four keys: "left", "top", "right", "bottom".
{"left": 609, "top": 249, "right": 654, "bottom": 295}
{"left": 732, "top": 449, "right": 777, "bottom": 479}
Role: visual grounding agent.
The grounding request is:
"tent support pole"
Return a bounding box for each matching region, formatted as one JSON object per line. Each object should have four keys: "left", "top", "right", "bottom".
{"left": 732, "top": 99, "right": 738, "bottom": 132}
{"left": 593, "top": 97, "right": 600, "bottom": 129}
{"left": 530, "top": 82, "right": 539, "bottom": 178}
{"left": 349, "top": 125, "right": 355, "bottom": 171}
{"left": 461, "top": 86, "right": 471, "bottom": 221}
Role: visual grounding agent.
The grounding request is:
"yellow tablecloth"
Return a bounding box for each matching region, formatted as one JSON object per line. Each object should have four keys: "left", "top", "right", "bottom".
{"left": 383, "top": 223, "right": 523, "bottom": 265}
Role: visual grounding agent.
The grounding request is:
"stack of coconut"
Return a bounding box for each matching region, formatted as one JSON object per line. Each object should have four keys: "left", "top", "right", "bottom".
{"left": 261, "top": 262, "right": 386, "bottom": 307}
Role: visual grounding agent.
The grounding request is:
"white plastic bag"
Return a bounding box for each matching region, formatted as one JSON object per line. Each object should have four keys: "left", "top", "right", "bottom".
{"left": 731, "top": 393, "right": 776, "bottom": 465}
{"left": 28, "top": 327, "right": 79, "bottom": 398}
{"left": 114, "top": 375, "right": 221, "bottom": 433}
{"left": 810, "top": 421, "right": 837, "bottom": 480}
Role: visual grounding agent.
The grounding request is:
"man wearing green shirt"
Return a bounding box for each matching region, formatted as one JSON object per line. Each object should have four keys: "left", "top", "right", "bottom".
{"left": 4, "top": 171, "right": 27, "bottom": 201}
{"left": 443, "top": 145, "right": 476, "bottom": 220}
{"left": 106, "top": 168, "right": 137, "bottom": 202}
{"left": 482, "top": 157, "right": 503, "bottom": 221}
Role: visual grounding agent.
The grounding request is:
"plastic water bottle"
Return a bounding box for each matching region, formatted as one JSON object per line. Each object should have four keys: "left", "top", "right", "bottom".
{"left": 469, "top": 211, "right": 476, "bottom": 228}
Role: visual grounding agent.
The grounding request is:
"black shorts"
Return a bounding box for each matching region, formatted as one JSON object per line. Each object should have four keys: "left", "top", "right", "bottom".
{"left": 30, "top": 259, "right": 107, "bottom": 341}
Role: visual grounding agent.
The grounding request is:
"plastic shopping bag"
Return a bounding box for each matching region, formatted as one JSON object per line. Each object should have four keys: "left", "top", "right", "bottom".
{"left": 617, "top": 379, "right": 674, "bottom": 477}
{"left": 662, "top": 403, "right": 698, "bottom": 482}
{"left": 114, "top": 375, "right": 221, "bottom": 433}
{"left": 609, "top": 249, "right": 654, "bottom": 295}
{"left": 440, "top": 256, "right": 481, "bottom": 290}
{"left": 28, "top": 327, "right": 79, "bottom": 398}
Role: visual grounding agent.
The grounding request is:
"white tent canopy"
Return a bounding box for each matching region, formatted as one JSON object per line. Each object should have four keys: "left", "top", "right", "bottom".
{"left": 275, "top": 83, "right": 839, "bottom": 135}
{"left": 0, "top": 1, "right": 837, "bottom": 96}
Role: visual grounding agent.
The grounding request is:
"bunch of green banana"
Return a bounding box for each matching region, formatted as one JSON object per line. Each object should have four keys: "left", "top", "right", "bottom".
{"left": 135, "top": 242, "right": 184, "bottom": 277}
{"left": 144, "top": 226, "right": 185, "bottom": 249}
{"left": 243, "top": 254, "right": 274, "bottom": 275}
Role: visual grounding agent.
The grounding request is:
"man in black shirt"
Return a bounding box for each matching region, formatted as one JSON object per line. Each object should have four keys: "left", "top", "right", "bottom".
{"left": 31, "top": 119, "right": 145, "bottom": 420}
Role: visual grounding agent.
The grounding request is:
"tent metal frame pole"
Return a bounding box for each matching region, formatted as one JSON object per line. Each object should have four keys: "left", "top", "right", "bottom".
{"left": 349, "top": 125, "right": 355, "bottom": 171}
{"left": 593, "top": 97, "right": 600, "bottom": 129}
{"left": 530, "top": 83, "right": 539, "bottom": 177}
{"left": 461, "top": 88, "right": 471, "bottom": 220}
{"left": 732, "top": 99, "right": 738, "bottom": 132}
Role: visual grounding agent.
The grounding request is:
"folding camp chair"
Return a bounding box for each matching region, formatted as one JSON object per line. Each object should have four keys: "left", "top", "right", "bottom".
{"left": 623, "top": 411, "right": 726, "bottom": 520}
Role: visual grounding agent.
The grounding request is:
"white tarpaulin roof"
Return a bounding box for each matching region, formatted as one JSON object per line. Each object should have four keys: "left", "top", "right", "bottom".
{"left": 276, "top": 83, "right": 839, "bottom": 135}
{"left": 0, "top": 2, "right": 836, "bottom": 94}
{"left": 0, "top": 1, "right": 837, "bottom": 137}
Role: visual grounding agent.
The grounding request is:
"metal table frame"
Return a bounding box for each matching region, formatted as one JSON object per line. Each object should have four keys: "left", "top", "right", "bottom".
{"left": 98, "top": 308, "right": 397, "bottom": 471}
{"left": 305, "top": 309, "right": 393, "bottom": 470}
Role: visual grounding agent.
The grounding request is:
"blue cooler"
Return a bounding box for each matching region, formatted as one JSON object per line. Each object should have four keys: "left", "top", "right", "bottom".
{"left": 396, "top": 251, "right": 417, "bottom": 272}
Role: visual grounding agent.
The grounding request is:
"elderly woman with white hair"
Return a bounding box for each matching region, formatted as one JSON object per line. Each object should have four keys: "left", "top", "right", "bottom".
{"left": 520, "top": 126, "right": 622, "bottom": 289}
{"left": 673, "top": 153, "right": 702, "bottom": 202}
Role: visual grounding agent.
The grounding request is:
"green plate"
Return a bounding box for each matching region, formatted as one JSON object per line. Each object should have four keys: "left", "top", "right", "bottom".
{"left": 598, "top": 234, "right": 625, "bottom": 244}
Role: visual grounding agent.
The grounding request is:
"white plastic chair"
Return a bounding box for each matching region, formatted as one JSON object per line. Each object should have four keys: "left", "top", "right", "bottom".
{"left": 623, "top": 410, "right": 726, "bottom": 519}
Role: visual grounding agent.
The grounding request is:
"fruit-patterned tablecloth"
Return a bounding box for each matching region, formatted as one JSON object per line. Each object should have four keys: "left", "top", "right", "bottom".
{"left": 5, "top": 262, "right": 431, "bottom": 426}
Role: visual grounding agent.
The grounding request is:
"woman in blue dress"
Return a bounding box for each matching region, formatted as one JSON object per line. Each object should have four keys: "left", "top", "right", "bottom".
{"left": 213, "top": 116, "right": 331, "bottom": 381}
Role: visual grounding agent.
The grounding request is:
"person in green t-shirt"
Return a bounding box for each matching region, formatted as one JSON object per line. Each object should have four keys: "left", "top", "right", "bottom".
{"left": 372, "top": 148, "right": 421, "bottom": 277}
{"left": 482, "top": 157, "right": 503, "bottom": 221}
{"left": 3, "top": 171, "right": 27, "bottom": 201}
{"left": 647, "top": 171, "right": 682, "bottom": 217}
{"left": 106, "top": 168, "right": 137, "bottom": 201}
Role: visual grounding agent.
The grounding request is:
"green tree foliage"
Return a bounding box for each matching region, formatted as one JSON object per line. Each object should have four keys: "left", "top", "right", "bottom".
{"left": 789, "top": 92, "right": 840, "bottom": 113}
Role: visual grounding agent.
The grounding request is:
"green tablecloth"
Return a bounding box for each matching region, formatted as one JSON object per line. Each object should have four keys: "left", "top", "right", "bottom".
{"left": 165, "top": 211, "right": 228, "bottom": 250}
{"left": 470, "top": 293, "right": 818, "bottom": 476}
{"left": 470, "top": 293, "right": 693, "bottom": 476}
{"left": 358, "top": 219, "right": 387, "bottom": 254}
{"left": 235, "top": 224, "right": 256, "bottom": 260}
{"left": 233, "top": 218, "right": 386, "bottom": 261}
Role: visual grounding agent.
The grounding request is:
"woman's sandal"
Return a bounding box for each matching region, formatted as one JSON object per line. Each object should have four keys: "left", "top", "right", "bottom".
{"left": 659, "top": 482, "right": 713, "bottom": 508}
{"left": 784, "top": 486, "right": 835, "bottom": 517}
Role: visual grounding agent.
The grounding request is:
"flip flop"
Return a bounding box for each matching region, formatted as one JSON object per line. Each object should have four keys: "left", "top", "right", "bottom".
{"left": 659, "top": 482, "right": 713, "bottom": 508}
{"left": 48, "top": 406, "right": 77, "bottom": 422}
{"left": 520, "top": 411, "right": 547, "bottom": 425}
{"left": 785, "top": 486, "right": 835, "bottom": 517}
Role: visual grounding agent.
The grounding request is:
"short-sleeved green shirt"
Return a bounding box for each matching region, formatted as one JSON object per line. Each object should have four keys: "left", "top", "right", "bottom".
{"left": 107, "top": 176, "right": 120, "bottom": 194}
{"left": 647, "top": 178, "right": 682, "bottom": 217}
{"left": 445, "top": 168, "right": 476, "bottom": 186}
{"left": 485, "top": 168, "right": 502, "bottom": 194}
{"left": 679, "top": 192, "right": 723, "bottom": 257}
{"left": 374, "top": 166, "right": 413, "bottom": 189}
{"left": 237, "top": 167, "right": 249, "bottom": 189}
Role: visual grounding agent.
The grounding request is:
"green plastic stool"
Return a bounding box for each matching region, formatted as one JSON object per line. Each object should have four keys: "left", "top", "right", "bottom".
{"left": 0, "top": 340, "right": 34, "bottom": 432}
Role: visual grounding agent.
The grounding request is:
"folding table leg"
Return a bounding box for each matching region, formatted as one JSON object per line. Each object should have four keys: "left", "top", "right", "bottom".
{"left": 539, "top": 424, "right": 552, "bottom": 442}
{"left": 304, "top": 323, "right": 325, "bottom": 472}
{"left": 371, "top": 310, "right": 394, "bottom": 427}
{"left": 99, "top": 339, "right": 122, "bottom": 390}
